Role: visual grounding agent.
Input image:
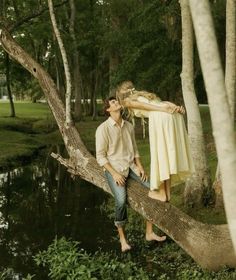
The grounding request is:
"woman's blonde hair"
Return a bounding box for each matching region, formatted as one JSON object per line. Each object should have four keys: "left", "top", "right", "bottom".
{"left": 116, "top": 80, "right": 158, "bottom": 104}
{"left": 115, "top": 80, "right": 160, "bottom": 120}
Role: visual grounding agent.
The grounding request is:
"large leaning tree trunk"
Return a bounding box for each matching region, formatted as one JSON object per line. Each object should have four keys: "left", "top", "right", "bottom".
{"left": 214, "top": 0, "right": 236, "bottom": 208}
{"left": 189, "top": 0, "right": 236, "bottom": 253}
{"left": 0, "top": 25, "right": 236, "bottom": 271}
{"left": 179, "top": 0, "right": 211, "bottom": 207}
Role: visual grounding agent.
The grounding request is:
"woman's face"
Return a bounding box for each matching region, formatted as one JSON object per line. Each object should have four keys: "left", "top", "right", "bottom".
{"left": 117, "top": 81, "right": 134, "bottom": 100}
{"left": 121, "top": 81, "right": 133, "bottom": 92}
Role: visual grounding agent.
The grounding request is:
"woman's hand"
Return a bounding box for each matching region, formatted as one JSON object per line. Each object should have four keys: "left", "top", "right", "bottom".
{"left": 161, "top": 102, "right": 185, "bottom": 114}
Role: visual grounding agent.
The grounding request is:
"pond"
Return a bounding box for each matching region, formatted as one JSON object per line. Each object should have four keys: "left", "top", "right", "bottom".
{"left": 0, "top": 146, "right": 117, "bottom": 279}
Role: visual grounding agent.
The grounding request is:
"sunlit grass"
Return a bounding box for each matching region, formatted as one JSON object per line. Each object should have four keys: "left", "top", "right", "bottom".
{"left": 0, "top": 101, "right": 52, "bottom": 119}
{"left": 0, "top": 102, "right": 55, "bottom": 170}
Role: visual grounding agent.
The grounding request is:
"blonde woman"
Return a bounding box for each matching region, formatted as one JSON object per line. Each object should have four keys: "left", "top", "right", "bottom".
{"left": 116, "top": 81, "right": 195, "bottom": 202}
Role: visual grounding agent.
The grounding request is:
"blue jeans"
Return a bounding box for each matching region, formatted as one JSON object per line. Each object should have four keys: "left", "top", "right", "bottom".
{"left": 105, "top": 169, "right": 150, "bottom": 227}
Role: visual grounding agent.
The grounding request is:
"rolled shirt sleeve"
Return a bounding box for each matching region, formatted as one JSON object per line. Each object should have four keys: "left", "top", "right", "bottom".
{"left": 95, "top": 125, "right": 109, "bottom": 167}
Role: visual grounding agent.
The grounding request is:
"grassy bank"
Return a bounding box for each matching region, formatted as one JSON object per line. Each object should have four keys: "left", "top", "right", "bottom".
{"left": 0, "top": 101, "right": 59, "bottom": 170}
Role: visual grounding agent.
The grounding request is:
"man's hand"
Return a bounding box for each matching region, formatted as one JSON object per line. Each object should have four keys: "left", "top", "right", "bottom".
{"left": 112, "top": 171, "right": 126, "bottom": 186}
{"left": 136, "top": 166, "right": 148, "bottom": 182}
{"left": 134, "top": 157, "right": 148, "bottom": 182}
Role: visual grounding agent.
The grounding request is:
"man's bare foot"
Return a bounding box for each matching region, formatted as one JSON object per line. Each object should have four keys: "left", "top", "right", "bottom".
{"left": 148, "top": 190, "right": 166, "bottom": 202}
{"left": 146, "top": 232, "right": 166, "bottom": 242}
{"left": 120, "top": 240, "right": 131, "bottom": 252}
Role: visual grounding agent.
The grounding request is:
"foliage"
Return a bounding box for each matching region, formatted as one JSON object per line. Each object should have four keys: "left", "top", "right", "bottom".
{"left": 32, "top": 234, "right": 236, "bottom": 280}
{"left": 34, "top": 237, "right": 149, "bottom": 280}
{"left": 0, "top": 0, "right": 227, "bottom": 105}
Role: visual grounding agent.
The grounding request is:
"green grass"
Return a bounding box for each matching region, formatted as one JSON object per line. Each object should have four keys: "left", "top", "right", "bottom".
{"left": 0, "top": 101, "right": 52, "bottom": 119}
{"left": 0, "top": 101, "right": 57, "bottom": 170}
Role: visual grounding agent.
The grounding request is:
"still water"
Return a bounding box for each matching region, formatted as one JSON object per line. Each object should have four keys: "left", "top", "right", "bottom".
{"left": 0, "top": 147, "right": 117, "bottom": 279}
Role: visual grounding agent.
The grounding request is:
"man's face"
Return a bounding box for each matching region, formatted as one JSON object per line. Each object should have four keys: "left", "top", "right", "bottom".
{"left": 106, "top": 99, "right": 121, "bottom": 113}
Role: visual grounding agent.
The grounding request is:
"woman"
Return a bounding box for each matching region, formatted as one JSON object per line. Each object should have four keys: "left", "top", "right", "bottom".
{"left": 116, "top": 81, "right": 195, "bottom": 202}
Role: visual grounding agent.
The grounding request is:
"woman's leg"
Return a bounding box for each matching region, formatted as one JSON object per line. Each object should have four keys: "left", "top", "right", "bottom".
{"left": 129, "top": 168, "right": 167, "bottom": 202}
{"left": 164, "top": 179, "right": 171, "bottom": 202}
{"left": 148, "top": 183, "right": 167, "bottom": 201}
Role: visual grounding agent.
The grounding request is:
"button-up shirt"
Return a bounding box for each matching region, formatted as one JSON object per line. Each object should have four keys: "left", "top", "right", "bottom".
{"left": 95, "top": 117, "right": 140, "bottom": 177}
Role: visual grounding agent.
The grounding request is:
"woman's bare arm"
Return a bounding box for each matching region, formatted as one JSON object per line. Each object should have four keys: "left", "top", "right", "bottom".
{"left": 123, "top": 98, "right": 182, "bottom": 114}
{"left": 162, "top": 101, "right": 185, "bottom": 114}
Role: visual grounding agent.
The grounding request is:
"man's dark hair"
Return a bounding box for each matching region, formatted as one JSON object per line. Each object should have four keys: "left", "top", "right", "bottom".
{"left": 103, "top": 96, "right": 116, "bottom": 116}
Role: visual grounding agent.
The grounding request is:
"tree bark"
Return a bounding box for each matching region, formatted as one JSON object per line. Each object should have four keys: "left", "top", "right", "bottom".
{"left": 48, "top": 0, "right": 72, "bottom": 125}
{"left": 69, "top": 0, "right": 83, "bottom": 121}
{"left": 189, "top": 0, "right": 236, "bottom": 254}
{"left": 0, "top": 25, "right": 236, "bottom": 271}
{"left": 214, "top": 0, "right": 236, "bottom": 208}
{"left": 225, "top": 0, "right": 236, "bottom": 119}
{"left": 179, "top": 0, "right": 211, "bottom": 207}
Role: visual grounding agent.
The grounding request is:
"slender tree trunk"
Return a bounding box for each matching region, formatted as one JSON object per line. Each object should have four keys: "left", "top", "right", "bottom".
{"left": 88, "top": 0, "right": 97, "bottom": 119}
{"left": 108, "top": 11, "right": 120, "bottom": 94}
{"left": 109, "top": 53, "right": 119, "bottom": 95}
{"left": 189, "top": 0, "right": 236, "bottom": 254}
{"left": 225, "top": 0, "right": 236, "bottom": 119}
{"left": 48, "top": 0, "right": 72, "bottom": 125}
{"left": 1, "top": 25, "right": 236, "bottom": 271}
{"left": 5, "top": 53, "right": 15, "bottom": 117}
{"left": 180, "top": 0, "right": 211, "bottom": 207}
{"left": 69, "top": 0, "right": 83, "bottom": 121}
{"left": 214, "top": 0, "right": 236, "bottom": 208}
{"left": 92, "top": 67, "right": 99, "bottom": 120}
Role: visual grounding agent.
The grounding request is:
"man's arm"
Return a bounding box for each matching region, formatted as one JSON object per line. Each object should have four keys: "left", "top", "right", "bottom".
{"left": 95, "top": 125, "right": 126, "bottom": 186}
{"left": 134, "top": 157, "right": 148, "bottom": 182}
{"left": 95, "top": 126, "right": 109, "bottom": 167}
{"left": 103, "top": 162, "right": 126, "bottom": 186}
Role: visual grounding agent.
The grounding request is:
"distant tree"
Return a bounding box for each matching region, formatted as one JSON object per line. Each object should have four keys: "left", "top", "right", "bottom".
{"left": 5, "top": 53, "right": 15, "bottom": 116}
{"left": 0, "top": 0, "right": 16, "bottom": 116}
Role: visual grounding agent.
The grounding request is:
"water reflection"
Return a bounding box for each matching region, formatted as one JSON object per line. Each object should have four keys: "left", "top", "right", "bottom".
{"left": 0, "top": 146, "right": 115, "bottom": 279}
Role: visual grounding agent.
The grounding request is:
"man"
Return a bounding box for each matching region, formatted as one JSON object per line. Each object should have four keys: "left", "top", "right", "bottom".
{"left": 95, "top": 96, "right": 166, "bottom": 252}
